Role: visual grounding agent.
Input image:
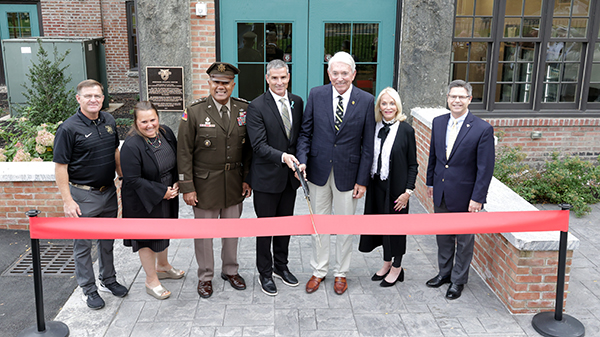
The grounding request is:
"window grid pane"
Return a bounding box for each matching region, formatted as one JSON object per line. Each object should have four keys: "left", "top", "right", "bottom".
{"left": 237, "top": 22, "right": 293, "bottom": 101}
{"left": 7, "top": 12, "right": 31, "bottom": 38}
{"left": 588, "top": 23, "right": 600, "bottom": 103}
{"left": 455, "top": 0, "right": 492, "bottom": 38}
{"left": 323, "top": 22, "right": 379, "bottom": 95}
{"left": 495, "top": 42, "right": 535, "bottom": 103}
{"left": 451, "top": 41, "right": 488, "bottom": 102}
{"left": 543, "top": 41, "right": 582, "bottom": 103}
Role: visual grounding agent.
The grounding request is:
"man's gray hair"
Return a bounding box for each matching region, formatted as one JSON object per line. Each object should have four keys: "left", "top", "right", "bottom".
{"left": 328, "top": 51, "right": 355, "bottom": 73}
{"left": 447, "top": 79, "right": 473, "bottom": 96}
{"left": 266, "top": 59, "right": 289, "bottom": 76}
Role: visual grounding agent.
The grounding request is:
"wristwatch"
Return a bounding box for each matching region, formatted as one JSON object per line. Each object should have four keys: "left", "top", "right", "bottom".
{"left": 405, "top": 189, "right": 414, "bottom": 196}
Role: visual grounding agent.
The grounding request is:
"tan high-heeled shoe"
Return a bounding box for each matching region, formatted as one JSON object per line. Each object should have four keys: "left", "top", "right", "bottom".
{"left": 156, "top": 267, "right": 185, "bottom": 280}
{"left": 146, "top": 284, "right": 171, "bottom": 300}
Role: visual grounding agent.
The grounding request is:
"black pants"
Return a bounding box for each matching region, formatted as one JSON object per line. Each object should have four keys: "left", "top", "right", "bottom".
{"left": 253, "top": 179, "right": 297, "bottom": 277}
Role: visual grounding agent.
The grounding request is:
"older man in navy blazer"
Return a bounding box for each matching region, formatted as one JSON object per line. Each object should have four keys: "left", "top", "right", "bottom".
{"left": 425, "top": 80, "right": 495, "bottom": 300}
{"left": 297, "top": 51, "right": 375, "bottom": 295}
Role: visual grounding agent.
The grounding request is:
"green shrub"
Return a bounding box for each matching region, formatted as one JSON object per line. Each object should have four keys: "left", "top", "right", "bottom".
{"left": 18, "top": 39, "right": 79, "bottom": 125}
{"left": 0, "top": 112, "right": 60, "bottom": 162}
{"left": 494, "top": 146, "right": 600, "bottom": 217}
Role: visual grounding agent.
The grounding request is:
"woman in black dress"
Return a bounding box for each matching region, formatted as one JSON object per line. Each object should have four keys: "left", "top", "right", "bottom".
{"left": 359, "top": 87, "right": 418, "bottom": 287}
{"left": 121, "top": 101, "right": 184, "bottom": 299}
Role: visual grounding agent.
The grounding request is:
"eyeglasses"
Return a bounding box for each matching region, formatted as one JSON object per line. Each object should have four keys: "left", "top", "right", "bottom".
{"left": 447, "top": 95, "right": 471, "bottom": 101}
{"left": 81, "top": 94, "right": 103, "bottom": 100}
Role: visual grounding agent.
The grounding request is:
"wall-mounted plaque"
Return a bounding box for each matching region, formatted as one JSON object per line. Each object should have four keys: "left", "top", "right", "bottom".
{"left": 146, "top": 66, "right": 185, "bottom": 111}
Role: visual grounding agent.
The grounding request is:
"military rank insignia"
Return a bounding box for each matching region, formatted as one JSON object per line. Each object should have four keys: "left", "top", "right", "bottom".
{"left": 237, "top": 109, "right": 247, "bottom": 126}
{"left": 181, "top": 109, "right": 188, "bottom": 121}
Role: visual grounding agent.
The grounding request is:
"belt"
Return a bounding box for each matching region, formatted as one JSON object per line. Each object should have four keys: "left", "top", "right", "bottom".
{"left": 69, "top": 182, "right": 110, "bottom": 192}
{"left": 200, "top": 162, "right": 242, "bottom": 171}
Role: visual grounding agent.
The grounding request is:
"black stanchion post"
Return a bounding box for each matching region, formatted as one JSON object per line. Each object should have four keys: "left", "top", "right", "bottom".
{"left": 18, "top": 210, "right": 69, "bottom": 337}
{"left": 531, "top": 204, "right": 584, "bottom": 337}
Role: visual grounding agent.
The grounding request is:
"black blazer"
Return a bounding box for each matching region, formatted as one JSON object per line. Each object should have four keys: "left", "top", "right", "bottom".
{"left": 426, "top": 112, "right": 495, "bottom": 212}
{"left": 246, "top": 91, "right": 303, "bottom": 193}
{"left": 121, "top": 125, "right": 179, "bottom": 218}
{"left": 365, "top": 121, "right": 418, "bottom": 214}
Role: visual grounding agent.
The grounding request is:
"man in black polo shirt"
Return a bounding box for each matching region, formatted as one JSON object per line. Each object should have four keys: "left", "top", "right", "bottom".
{"left": 54, "top": 79, "right": 128, "bottom": 310}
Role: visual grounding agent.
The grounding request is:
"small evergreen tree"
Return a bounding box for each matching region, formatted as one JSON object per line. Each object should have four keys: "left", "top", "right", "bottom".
{"left": 19, "top": 39, "right": 79, "bottom": 125}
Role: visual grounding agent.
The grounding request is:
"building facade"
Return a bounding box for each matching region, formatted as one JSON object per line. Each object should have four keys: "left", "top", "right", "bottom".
{"left": 1, "top": 0, "right": 599, "bottom": 158}
{"left": 0, "top": 0, "right": 138, "bottom": 92}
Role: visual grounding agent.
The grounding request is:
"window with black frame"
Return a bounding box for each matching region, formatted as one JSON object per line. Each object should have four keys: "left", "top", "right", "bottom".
{"left": 126, "top": 1, "right": 138, "bottom": 70}
{"left": 451, "top": 0, "right": 600, "bottom": 113}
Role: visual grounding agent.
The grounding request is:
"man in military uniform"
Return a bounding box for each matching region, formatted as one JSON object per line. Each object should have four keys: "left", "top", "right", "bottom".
{"left": 177, "top": 62, "right": 252, "bottom": 298}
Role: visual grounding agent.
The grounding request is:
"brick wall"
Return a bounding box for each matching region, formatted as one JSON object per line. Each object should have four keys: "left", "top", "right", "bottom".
{"left": 473, "top": 233, "right": 571, "bottom": 313}
{"left": 0, "top": 181, "right": 62, "bottom": 230}
{"left": 189, "top": 0, "right": 216, "bottom": 99}
{"left": 412, "top": 111, "right": 573, "bottom": 313}
{"left": 489, "top": 118, "right": 600, "bottom": 164}
{"left": 40, "top": 0, "right": 138, "bottom": 92}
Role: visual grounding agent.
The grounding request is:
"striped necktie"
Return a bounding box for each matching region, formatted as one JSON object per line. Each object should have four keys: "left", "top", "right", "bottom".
{"left": 334, "top": 95, "right": 344, "bottom": 132}
{"left": 280, "top": 98, "right": 291, "bottom": 139}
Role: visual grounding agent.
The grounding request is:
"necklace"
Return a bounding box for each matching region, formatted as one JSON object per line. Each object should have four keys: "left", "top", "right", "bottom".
{"left": 146, "top": 134, "right": 161, "bottom": 148}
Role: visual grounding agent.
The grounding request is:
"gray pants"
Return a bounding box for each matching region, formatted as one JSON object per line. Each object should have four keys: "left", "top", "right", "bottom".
{"left": 71, "top": 185, "right": 118, "bottom": 295}
{"left": 434, "top": 197, "right": 475, "bottom": 286}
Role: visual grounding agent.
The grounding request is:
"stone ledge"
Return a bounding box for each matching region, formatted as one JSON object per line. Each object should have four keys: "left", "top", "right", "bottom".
{"left": 411, "top": 107, "right": 580, "bottom": 252}
{"left": 0, "top": 162, "right": 55, "bottom": 182}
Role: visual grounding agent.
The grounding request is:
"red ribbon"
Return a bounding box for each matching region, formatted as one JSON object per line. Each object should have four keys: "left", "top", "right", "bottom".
{"left": 29, "top": 210, "right": 568, "bottom": 239}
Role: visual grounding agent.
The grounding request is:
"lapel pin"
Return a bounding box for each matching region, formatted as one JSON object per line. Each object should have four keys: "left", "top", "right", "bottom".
{"left": 352, "top": 101, "right": 355, "bottom": 105}
{"left": 208, "top": 105, "right": 212, "bottom": 109}
{"left": 467, "top": 124, "right": 471, "bottom": 127}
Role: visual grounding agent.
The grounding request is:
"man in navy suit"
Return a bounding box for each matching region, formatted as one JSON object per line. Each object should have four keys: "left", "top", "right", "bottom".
{"left": 247, "top": 59, "right": 303, "bottom": 296}
{"left": 425, "top": 80, "right": 495, "bottom": 300}
{"left": 297, "top": 51, "right": 375, "bottom": 295}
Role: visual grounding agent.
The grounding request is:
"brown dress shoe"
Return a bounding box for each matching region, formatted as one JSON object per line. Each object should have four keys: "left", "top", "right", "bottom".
{"left": 305, "top": 275, "right": 325, "bottom": 294}
{"left": 334, "top": 277, "right": 348, "bottom": 295}
{"left": 221, "top": 273, "right": 246, "bottom": 290}
{"left": 197, "top": 281, "right": 213, "bottom": 298}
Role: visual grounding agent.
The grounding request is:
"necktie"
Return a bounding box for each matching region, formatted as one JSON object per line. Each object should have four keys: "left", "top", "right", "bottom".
{"left": 376, "top": 122, "right": 391, "bottom": 175}
{"left": 221, "top": 105, "right": 230, "bottom": 132}
{"left": 334, "top": 95, "right": 344, "bottom": 132}
{"left": 446, "top": 119, "right": 458, "bottom": 159}
{"left": 280, "top": 98, "right": 292, "bottom": 139}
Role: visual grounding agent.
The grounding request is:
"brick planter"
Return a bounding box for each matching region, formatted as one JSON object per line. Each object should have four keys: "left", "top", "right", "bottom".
{"left": 411, "top": 108, "right": 579, "bottom": 314}
{"left": 0, "top": 162, "right": 62, "bottom": 230}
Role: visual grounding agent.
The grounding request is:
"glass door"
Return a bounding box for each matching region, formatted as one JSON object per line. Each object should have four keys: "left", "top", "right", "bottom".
{"left": 308, "top": 0, "right": 397, "bottom": 96}
{"left": 220, "top": 0, "right": 309, "bottom": 101}
{"left": 0, "top": 4, "right": 41, "bottom": 85}
{"left": 220, "top": 0, "right": 397, "bottom": 101}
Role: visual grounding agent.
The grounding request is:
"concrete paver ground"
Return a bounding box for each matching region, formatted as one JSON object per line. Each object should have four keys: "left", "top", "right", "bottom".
{"left": 43, "top": 194, "right": 600, "bottom": 336}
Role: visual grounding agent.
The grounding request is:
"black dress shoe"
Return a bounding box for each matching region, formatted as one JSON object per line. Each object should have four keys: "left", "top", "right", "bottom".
{"left": 426, "top": 274, "right": 451, "bottom": 288}
{"left": 380, "top": 268, "right": 404, "bottom": 287}
{"left": 371, "top": 269, "right": 390, "bottom": 281}
{"left": 273, "top": 268, "right": 299, "bottom": 287}
{"left": 446, "top": 283, "right": 464, "bottom": 300}
{"left": 259, "top": 275, "right": 278, "bottom": 296}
